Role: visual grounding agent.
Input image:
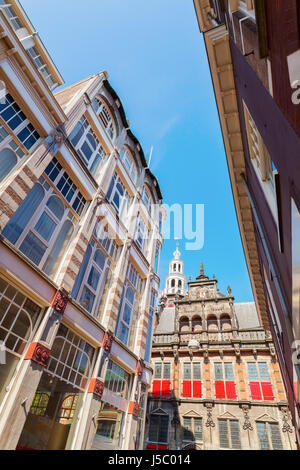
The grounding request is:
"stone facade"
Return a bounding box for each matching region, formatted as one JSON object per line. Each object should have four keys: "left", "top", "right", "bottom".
{"left": 144, "top": 248, "right": 296, "bottom": 450}
{"left": 0, "top": 1, "right": 163, "bottom": 450}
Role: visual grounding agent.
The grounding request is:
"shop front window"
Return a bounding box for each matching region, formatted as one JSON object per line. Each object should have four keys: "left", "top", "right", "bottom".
{"left": 93, "top": 403, "right": 124, "bottom": 449}
{"left": 0, "top": 277, "right": 42, "bottom": 406}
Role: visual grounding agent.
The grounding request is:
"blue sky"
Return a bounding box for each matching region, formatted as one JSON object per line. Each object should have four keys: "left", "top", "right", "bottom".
{"left": 22, "top": 0, "right": 253, "bottom": 302}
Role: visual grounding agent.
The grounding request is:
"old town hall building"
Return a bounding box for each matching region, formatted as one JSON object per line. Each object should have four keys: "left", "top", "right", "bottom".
{"left": 144, "top": 245, "right": 296, "bottom": 450}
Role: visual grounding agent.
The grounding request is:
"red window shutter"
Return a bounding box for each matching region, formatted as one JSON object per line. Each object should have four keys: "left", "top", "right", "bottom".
{"left": 193, "top": 380, "right": 202, "bottom": 398}
{"left": 152, "top": 380, "right": 161, "bottom": 397}
{"left": 182, "top": 380, "right": 192, "bottom": 397}
{"left": 261, "top": 382, "right": 274, "bottom": 401}
{"left": 215, "top": 380, "right": 225, "bottom": 399}
{"left": 161, "top": 380, "right": 171, "bottom": 397}
{"left": 158, "top": 444, "right": 168, "bottom": 450}
{"left": 147, "top": 444, "right": 158, "bottom": 450}
{"left": 249, "top": 381, "right": 262, "bottom": 400}
{"left": 225, "top": 381, "right": 236, "bottom": 399}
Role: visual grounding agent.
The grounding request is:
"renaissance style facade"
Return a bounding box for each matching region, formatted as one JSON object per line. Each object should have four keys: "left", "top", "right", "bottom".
{"left": 144, "top": 246, "right": 296, "bottom": 450}
{"left": 0, "top": 0, "right": 163, "bottom": 450}
{"left": 193, "top": 0, "right": 300, "bottom": 445}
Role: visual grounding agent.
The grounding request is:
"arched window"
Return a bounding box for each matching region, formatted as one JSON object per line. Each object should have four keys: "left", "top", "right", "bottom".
{"left": 192, "top": 316, "right": 202, "bottom": 332}
{"left": 58, "top": 394, "right": 79, "bottom": 422}
{"left": 69, "top": 117, "right": 107, "bottom": 177}
{"left": 220, "top": 314, "right": 232, "bottom": 331}
{"left": 92, "top": 97, "right": 116, "bottom": 141}
{"left": 120, "top": 147, "right": 138, "bottom": 184}
{"left": 179, "top": 316, "right": 189, "bottom": 332}
{"left": 2, "top": 179, "right": 75, "bottom": 278}
{"left": 142, "top": 186, "right": 152, "bottom": 214}
{"left": 178, "top": 280, "right": 182, "bottom": 288}
{"left": 207, "top": 315, "right": 218, "bottom": 331}
{"left": 0, "top": 148, "right": 17, "bottom": 182}
{"left": 171, "top": 279, "right": 175, "bottom": 288}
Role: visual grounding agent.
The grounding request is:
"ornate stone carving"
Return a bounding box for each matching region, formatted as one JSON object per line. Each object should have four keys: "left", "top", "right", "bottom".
{"left": 51, "top": 290, "right": 68, "bottom": 316}
{"left": 204, "top": 402, "right": 215, "bottom": 428}
{"left": 241, "top": 404, "right": 253, "bottom": 431}
{"left": 25, "top": 342, "right": 51, "bottom": 367}
{"left": 281, "top": 407, "right": 293, "bottom": 433}
{"left": 102, "top": 332, "right": 113, "bottom": 353}
{"left": 88, "top": 379, "right": 104, "bottom": 398}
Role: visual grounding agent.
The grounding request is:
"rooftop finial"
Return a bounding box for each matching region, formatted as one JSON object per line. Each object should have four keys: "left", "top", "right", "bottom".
{"left": 200, "top": 263, "right": 204, "bottom": 276}
{"left": 173, "top": 239, "right": 180, "bottom": 259}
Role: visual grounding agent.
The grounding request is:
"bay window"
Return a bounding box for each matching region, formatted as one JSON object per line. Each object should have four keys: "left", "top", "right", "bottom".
{"left": 144, "top": 289, "right": 157, "bottom": 363}
{"left": 120, "top": 147, "right": 138, "bottom": 184}
{"left": 72, "top": 241, "right": 111, "bottom": 317}
{"left": 142, "top": 186, "right": 152, "bottom": 214}
{"left": 134, "top": 214, "right": 149, "bottom": 253}
{"left": 2, "top": 175, "right": 77, "bottom": 277}
{"left": 116, "top": 282, "right": 135, "bottom": 345}
{"left": 69, "top": 117, "right": 107, "bottom": 177}
{"left": 106, "top": 172, "right": 132, "bottom": 220}
{"left": 115, "top": 263, "right": 143, "bottom": 347}
{"left": 72, "top": 220, "right": 118, "bottom": 317}
{"left": 92, "top": 97, "right": 116, "bottom": 141}
{"left": 0, "top": 93, "right": 40, "bottom": 150}
{"left": 104, "top": 360, "right": 131, "bottom": 399}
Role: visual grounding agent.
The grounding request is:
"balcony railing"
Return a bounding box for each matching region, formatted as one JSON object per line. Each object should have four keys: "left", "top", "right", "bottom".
{"left": 153, "top": 329, "right": 267, "bottom": 345}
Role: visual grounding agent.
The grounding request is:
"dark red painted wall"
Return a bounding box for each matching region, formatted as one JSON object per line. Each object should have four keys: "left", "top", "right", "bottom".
{"left": 230, "top": 38, "right": 300, "bottom": 424}
{"left": 265, "top": 0, "right": 300, "bottom": 135}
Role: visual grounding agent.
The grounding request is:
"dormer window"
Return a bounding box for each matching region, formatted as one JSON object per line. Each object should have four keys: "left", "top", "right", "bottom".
{"left": 92, "top": 97, "right": 116, "bottom": 141}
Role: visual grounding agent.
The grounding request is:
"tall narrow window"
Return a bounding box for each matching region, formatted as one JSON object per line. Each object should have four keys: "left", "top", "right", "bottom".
{"left": 92, "top": 97, "right": 116, "bottom": 141}
{"left": 26, "top": 46, "right": 56, "bottom": 89}
{"left": 256, "top": 422, "right": 283, "bottom": 450}
{"left": 152, "top": 362, "right": 171, "bottom": 397}
{"left": 69, "top": 117, "right": 107, "bottom": 177}
{"left": 219, "top": 419, "right": 241, "bottom": 449}
{"left": 148, "top": 414, "right": 169, "bottom": 446}
{"left": 120, "top": 147, "right": 137, "bottom": 184}
{"left": 72, "top": 240, "right": 111, "bottom": 317}
{"left": 182, "top": 362, "right": 202, "bottom": 398}
{"left": 142, "top": 186, "right": 152, "bottom": 214}
{"left": 247, "top": 362, "right": 274, "bottom": 401}
{"left": 106, "top": 172, "right": 131, "bottom": 220}
{"left": 144, "top": 290, "right": 157, "bottom": 363}
{"left": 214, "top": 362, "right": 236, "bottom": 399}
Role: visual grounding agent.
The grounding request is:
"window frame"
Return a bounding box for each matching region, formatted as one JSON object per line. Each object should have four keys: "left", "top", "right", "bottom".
{"left": 218, "top": 418, "right": 242, "bottom": 450}
{"left": 69, "top": 116, "right": 108, "bottom": 176}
